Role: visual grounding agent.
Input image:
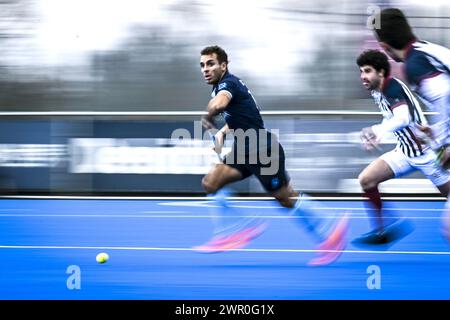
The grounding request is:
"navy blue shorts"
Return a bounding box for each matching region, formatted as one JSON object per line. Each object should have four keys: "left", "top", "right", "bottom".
{"left": 223, "top": 142, "right": 290, "bottom": 192}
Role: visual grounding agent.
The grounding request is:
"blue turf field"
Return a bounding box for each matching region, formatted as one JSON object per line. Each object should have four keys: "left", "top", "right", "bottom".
{"left": 0, "top": 198, "right": 449, "bottom": 299}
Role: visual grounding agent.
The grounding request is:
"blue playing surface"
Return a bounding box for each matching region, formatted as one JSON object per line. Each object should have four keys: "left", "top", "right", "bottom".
{"left": 0, "top": 198, "right": 449, "bottom": 300}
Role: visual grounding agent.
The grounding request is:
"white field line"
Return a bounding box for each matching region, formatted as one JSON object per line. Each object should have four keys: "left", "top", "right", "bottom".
{"left": 0, "top": 214, "right": 445, "bottom": 220}
{"left": 0, "top": 245, "right": 449, "bottom": 256}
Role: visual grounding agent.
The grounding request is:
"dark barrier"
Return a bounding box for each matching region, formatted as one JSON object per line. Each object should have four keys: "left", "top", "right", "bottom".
{"left": 0, "top": 112, "right": 436, "bottom": 195}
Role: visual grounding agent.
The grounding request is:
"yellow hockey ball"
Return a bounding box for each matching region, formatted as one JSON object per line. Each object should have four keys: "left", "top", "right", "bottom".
{"left": 96, "top": 252, "right": 109, "bottom": 264}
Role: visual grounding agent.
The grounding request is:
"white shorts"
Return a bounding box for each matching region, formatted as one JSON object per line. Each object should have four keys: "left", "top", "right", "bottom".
{"left": 380, "top": 148, "right": 450, "bottom": 187}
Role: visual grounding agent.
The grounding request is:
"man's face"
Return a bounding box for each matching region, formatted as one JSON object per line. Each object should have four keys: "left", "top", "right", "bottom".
{"left": 379, "top": 42, "right": 402, "bottom": 62}
{"left": 359, "top": 65, "right": 382, "bottom": 90}
{"left": 200, "top": 53, "right": 227, "bottom": 85}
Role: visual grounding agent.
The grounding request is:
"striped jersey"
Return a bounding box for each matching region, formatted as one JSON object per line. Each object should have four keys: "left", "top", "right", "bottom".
{"left": 404, "top": 40, "right": 450, "bottom": 147}
{"left": 371, "top": 77, "right": 428, "bottom": 158}
{"left": 404, "top": 40, "right": 450, "bottom": 88}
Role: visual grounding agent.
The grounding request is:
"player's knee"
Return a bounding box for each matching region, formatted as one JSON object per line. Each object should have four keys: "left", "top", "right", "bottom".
{"left": 202, "top": 177, "right": 218, "bottom": 194}
{"left": 358, "top": 173, "right": 377, "bottom": 191}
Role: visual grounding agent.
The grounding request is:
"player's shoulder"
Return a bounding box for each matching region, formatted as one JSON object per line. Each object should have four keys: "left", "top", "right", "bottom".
{"left": 217, "top": 72, "right": 240, "bottom": 90}
{"left": 383, "top": 77, "right": 405, "bottom": 99}
{"left": 405, "top": 41, "right": 448, "bottom": 80}
{"left": 406, "top": 47, "right": 430, "bottom": 68}
{"left": 412, "top": 40, "right": 450, "bottom": 56}
{"left": 405, "top": 54, "right": 437, "bottom": 85}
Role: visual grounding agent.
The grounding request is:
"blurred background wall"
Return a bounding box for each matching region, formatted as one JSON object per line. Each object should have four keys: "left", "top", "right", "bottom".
{"left": 0, "top": 0, "right": 449, "bottom": 112}
{"left": 0, "top": 0, "right": 448, "bottom": 195}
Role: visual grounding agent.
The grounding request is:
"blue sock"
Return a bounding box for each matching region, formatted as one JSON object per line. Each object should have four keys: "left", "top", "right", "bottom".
{"left": 208, "top": 188, "right": 249, "bottom": 236}
{"left": 290, "top": 193, "right": 336, "bottom": 242}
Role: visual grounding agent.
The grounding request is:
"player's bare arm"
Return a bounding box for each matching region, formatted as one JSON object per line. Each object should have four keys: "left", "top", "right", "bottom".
{"left": 201, "top": 91, "right": 231, "bottom": 129}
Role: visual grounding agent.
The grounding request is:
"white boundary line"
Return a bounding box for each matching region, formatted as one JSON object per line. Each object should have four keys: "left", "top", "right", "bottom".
{"left": 157, "top": 203, "right": 446, "bottom": 211}
{"left": 0, "top": 214, "right": 444, "bottom": 219}
{"left": 0, "top": 245, "right": 449, "bottom": 255}
{"left": 0, "top": 111, "right": 439, "bottom": 116}
{"left": 0, "top": 195, "right": 446, "bottom": 201}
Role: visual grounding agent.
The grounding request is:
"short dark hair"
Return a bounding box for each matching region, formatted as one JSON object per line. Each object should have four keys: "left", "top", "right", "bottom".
{"left": 373, "top": 8, "right": 416, "bottom": 49}
{"left": 356, "top": 50, "right": 391, "bottom": 78}
{"left": 200, "top": 45, "right": 228, "bottom": 65}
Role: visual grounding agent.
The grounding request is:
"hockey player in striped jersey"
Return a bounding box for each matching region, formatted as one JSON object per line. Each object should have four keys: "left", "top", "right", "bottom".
{"left": 372, "top": 8, "right": 450, "bottom": 242}
{"left": 353, "top": 50, "right": 450, "bottom": 246}
{"left": 372, "top": 8, "right": 450, "bottom": 166}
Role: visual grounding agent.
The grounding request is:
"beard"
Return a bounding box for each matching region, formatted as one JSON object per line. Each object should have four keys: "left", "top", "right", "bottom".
{"left": 368, "top": 77, "right": 381, "bottom": 90}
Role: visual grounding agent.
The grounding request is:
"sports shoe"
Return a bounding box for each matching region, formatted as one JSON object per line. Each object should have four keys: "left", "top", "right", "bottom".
{"left": 352, "top": 218, "right": 414, "bottom": 249}
{"left": 308, "top": 212, "right": 349, "bottom": 266}
{"left": 193, "top": 221, "right": 268, "bottom": 253}
{"left": 192, "top": 234, "right": 238, "bottom": 253}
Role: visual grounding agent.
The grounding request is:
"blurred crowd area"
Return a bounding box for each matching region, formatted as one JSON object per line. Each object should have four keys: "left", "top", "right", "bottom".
{"left": 0, "top": 0, "right": 449, "bottom": 112}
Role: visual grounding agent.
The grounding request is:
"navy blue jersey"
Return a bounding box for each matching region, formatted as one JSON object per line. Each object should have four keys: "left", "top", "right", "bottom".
{"left": 212, "top": 71, "right": 265, "bottom": 131}
{"left": 371, "top": 77, "right": 428, "bottom": 157}
{"left": 212, "top": 71, "right": 276, "bottom": 155}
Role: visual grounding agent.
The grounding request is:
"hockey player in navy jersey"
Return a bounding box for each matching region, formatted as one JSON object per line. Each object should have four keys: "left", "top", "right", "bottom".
{"left": 195, "top": 45, "right": 349, "bottom": 266}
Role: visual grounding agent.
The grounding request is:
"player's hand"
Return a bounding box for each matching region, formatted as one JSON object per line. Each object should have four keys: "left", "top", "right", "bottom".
{"left": 360, "top": 127, "right": 379, "bottom": 151}
{"left": 212, "top": 131, "right": 225, "bottom": 154}
{"left": 416, "top": 124, "right": 434, "bottom": 146}
{"left": 201, "top": 115, "right": 215, "bottom": 130}
{"left": 436, "top": 145, "right": 450, "bottom": 169}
